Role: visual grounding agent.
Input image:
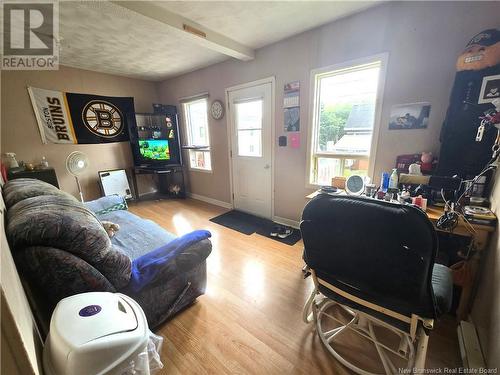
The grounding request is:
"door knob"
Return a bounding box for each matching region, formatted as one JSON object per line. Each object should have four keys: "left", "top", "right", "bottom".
{"left": 264, "top": 164, "right": 270, "bottom": 169}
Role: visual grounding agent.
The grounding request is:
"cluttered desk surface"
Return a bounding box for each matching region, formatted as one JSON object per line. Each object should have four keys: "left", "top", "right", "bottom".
{"left": 306, "top": 189, "right": 495, "bottom": 234}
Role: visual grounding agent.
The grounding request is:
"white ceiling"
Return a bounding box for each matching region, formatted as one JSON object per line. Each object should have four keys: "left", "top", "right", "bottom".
{"left": 157, "top": 1, "right": 377, "bottom": 49}
{"left": 60, "top": 1, "right": 379, "bottom": 82}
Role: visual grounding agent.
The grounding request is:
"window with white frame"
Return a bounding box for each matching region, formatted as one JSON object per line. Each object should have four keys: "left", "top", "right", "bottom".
{"left": 182, "top": 97, "right": 212, "bottom": 171}
{"left": 308, "top": 59, "right": 384, "bottom": 185}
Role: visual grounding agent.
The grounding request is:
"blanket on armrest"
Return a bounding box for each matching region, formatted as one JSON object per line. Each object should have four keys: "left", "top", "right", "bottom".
{"left": 85, "top": 195, "right": 128, "bottom": 215}
{"left": 126, "top": 230, "right": 211, "bottom": 293}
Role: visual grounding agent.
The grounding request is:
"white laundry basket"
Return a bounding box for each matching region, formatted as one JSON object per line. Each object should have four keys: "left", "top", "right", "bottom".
{"left": 43, "top": 292, "right": 164, "bottom": 375}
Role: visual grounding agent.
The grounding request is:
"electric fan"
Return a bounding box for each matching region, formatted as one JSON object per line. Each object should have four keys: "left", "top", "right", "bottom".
{"left": 66, "top": 151, "right": 89, "bottom": 202}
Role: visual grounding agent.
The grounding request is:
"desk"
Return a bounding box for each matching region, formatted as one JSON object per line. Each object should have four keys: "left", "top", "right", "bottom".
{"left": 305, "top": 190, "right": 495, "bottom": 320}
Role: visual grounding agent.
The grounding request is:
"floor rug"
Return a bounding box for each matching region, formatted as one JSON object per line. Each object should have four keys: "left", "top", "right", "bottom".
{"left": 209, "top": 210, "right": 268, "bottom": 235}
{"left": 210, "top": 210, "right": 302, "bottom": 245}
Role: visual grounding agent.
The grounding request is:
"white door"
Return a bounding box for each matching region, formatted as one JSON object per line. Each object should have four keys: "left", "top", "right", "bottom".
{"left": 228, "top": 82, "right": 273, "bottom": 219}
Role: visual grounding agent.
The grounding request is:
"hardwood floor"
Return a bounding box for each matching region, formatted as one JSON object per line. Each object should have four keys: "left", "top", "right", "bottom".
{"left": 128, "top": 198, "right": 461, "bottom": 375}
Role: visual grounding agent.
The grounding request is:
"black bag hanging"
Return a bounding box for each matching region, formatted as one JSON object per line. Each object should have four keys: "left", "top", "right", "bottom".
{"left": 437, "top": 29, "right": 500, "bottom": 180}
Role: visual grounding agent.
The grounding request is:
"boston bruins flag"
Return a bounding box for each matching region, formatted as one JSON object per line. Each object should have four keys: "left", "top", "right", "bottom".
{"left": 28, "top": 87, "right": 134, "bottom": 144}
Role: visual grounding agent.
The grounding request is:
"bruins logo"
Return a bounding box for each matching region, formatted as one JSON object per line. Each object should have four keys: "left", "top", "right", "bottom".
{"left": 82, "top": 100, "right": 123, "bottom": 138}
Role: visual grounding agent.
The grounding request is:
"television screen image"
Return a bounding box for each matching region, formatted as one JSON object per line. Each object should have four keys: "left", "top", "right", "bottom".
{"left": 139, "top": 139, "right": 170, "bottom": 160}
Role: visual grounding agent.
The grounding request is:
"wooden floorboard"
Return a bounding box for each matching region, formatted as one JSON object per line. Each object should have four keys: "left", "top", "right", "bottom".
{"left": 128, "top": 198, "right": 461, "bottom": 375}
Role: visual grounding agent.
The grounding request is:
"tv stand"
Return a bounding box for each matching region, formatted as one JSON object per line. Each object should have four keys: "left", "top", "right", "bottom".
{"left": 132, "top": 165, "right": 185, "bottom": 200}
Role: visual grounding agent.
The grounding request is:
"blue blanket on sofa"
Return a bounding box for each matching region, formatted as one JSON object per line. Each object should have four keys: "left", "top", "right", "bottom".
{"left": 127, "top": 230, "right": 211, "bottom": 293}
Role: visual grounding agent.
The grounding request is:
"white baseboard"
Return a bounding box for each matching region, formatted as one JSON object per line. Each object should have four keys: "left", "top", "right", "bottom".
{"left": 457, "top": 320, "right": 485, "bottom": 369}
{"left": 187, "top": 192, "right": 233, "bottom": 209}
{"left": 272, "top": 215, "right": 300, "bottom": 229}
{"left": 187, "top": 193, "right": 300, "bottom": 228}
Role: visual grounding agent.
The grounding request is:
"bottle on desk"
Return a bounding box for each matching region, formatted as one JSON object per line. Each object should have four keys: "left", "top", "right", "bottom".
{"left": 381, "top": 172, "right": 390, "bottom": 192}
{"left": 389, "top": 168, "right": 399, "bottom": 189}
{"left": 40, "top": 156, "right": 49, "bottom": 169}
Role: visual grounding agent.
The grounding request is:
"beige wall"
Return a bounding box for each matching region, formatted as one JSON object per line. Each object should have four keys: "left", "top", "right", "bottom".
{"left": 157, "top": 1, "right": 500, "bottom": 222}
{"left": 1, "top": 66, "right": 159, "bottom": 200}
{"left": 471, "top": 169, "right": 500, "bottom": 369}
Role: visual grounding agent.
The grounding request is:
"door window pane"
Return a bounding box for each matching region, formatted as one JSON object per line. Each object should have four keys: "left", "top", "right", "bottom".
{"left": 236, "top": 100, "right": 262, "bottom": 130}
{"left": 235, "top": 99, "right": 263, "bottom": 157}
{"left": 238, "top": 129, "right": 262, "bottom": 157}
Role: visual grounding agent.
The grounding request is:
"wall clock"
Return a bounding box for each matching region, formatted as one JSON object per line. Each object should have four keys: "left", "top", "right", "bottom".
{"left": 210, "top": 100, "right": 224, "bottom": 120}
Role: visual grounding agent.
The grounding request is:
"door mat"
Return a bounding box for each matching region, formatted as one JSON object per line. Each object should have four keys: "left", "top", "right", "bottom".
{"left": 209, "top": 210, "right": 301, "bottom": 245}
{"left": 209, "top": 210, "right": 267, "bottom": 235}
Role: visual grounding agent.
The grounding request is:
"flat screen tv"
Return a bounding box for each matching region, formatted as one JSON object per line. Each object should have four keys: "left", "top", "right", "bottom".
{"left": 139, "top": 139, "right": 170, "bottom": 161}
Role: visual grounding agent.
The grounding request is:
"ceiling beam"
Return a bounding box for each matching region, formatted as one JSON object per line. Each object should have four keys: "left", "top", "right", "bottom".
{"left": 111, "top": 1, "right": 255, "bottom": 61}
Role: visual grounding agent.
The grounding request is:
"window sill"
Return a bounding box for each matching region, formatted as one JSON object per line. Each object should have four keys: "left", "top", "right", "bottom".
{"left": 306, "top": 181, "right": 324, "bottom": 190}
{"left": 306, "top": 175, "right": 373, "bottom": 190}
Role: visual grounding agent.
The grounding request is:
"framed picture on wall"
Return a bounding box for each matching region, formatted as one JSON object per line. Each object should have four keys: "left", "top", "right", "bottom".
{"left": 388, "top": 102, "right": 431, "bottom": 130}
{"left": 478, "top": 74, "right": 500, "bottom": 104}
